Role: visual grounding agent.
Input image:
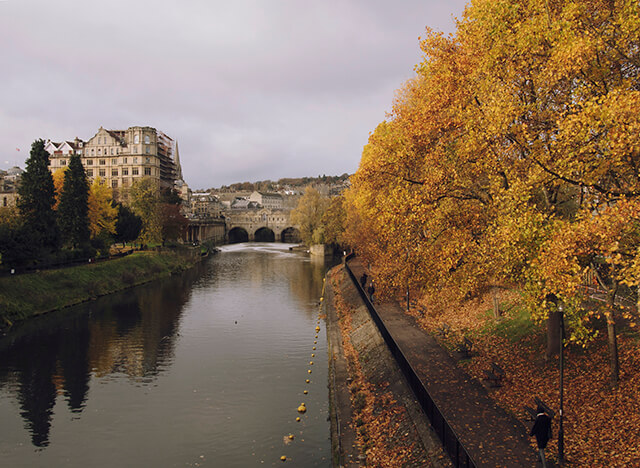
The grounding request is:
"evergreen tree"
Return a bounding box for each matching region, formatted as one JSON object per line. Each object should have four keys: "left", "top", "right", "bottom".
{"left": 17, "top": 139, "right": 59, "bottom": 254}
{"left": 114, "top": 203, "right": 142, "bottom": 247}
{"left": 57, "top": 154, "right": 90, "bottom": 248}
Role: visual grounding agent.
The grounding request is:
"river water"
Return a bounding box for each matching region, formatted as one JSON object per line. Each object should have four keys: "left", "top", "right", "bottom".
{"left": 0, "top": 243, "right": 335, "bottom": 467}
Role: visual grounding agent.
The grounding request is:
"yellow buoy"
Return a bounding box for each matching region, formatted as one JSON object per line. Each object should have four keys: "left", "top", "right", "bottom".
{"left": 288, "top": 434, "right": 295, "bottom": 440}
{"left": 308, "top": 369, "right": 312, "bottom": 374}
{"left": 311, "top": 353, "right": 315, "bottom": 357}
{"left": 305, "top": 379, "right": 310, "bottom": 383}
{"left": 312, "top": 346, "right": 316, "bottom": 350}
{"left": 281, "top": 455, "right": 287, "bottom": 462}
{"left": 315, "top": 326, "right": 320, "bottom": 332}
{"left": 309, "top": 361, "right": 314, "bottom": 365}
{"left": 298, "top": 404, "right": 307, "bottom": 413}
{"left": 296, "top": 417, "right": 301, "bottom": 422}
{"left": 303, "top": 390, "right": 308, "bottom": 394}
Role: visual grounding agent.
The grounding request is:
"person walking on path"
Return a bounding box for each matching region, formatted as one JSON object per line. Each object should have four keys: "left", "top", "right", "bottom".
{"left": 367, "top": 281, "right": 375, "bottom": 304}
{"left": 359, "top": 272, "right": 368, "bottom": 289}
{"left": 530, "top": 405, "right": 552, "bottom": 468}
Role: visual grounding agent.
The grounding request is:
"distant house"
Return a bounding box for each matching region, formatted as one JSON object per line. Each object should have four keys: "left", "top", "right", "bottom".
{"left": 0, "top": 166, "right": 22, "bottom": 208}
{"left": 190, "top": 192, "right": 221, "bottom": 218}
{"left": 248, "top": 191, "right": 283, "bottom": 210}
{"left": 230, "top": 197, "right": 260, "bottom": 210}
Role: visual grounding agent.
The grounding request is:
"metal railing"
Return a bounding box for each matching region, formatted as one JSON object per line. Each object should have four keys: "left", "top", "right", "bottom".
{"left": 345, "top": 255, "right": 477, "bottom": 468}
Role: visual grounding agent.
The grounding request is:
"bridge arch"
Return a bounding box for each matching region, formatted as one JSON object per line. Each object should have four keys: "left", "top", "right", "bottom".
{"left": 228, "top": 227, "right": 249, "bottom": 244}
{"left": 254, "top": 227, "right": 275, "bottom": 242}
{"left": 281, "top": 227, "right": 301, "bottom": 243}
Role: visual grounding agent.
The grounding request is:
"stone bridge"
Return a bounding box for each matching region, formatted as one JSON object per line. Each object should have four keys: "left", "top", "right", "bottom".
{"left": 183, "top": 209, "right": 301, "bottom": 244}
{"left": 224, "top": 209, "right": 301, "bottom": 243}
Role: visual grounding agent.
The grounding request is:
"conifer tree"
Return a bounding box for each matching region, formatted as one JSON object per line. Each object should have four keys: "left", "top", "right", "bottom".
{"left": 114, "top": 203, "right": 142, "bottom": 247}
{"left": 58, "top": 154, "right": 90, "bottom": 248}
{"left": 17, "top": 139, "right": 59, "bottom": 254}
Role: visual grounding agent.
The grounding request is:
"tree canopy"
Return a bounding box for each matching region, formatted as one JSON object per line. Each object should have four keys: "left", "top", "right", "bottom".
{"left": 344, "top": 0, "right": 640, "bottom": 384}
{"left": 58, "top": 154, "right": 90, "bottom": 249}
{"left": 17, "top": 139, "right": 59, "bottom": 254}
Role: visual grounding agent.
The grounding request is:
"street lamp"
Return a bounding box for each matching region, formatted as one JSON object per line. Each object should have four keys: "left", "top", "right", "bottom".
{"left": 558, "top": 300, "right": 565, "bottom": 465}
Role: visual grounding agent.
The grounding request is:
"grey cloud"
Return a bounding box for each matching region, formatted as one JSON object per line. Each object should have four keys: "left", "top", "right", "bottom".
{"left": 1, "top": 0, "right": 468, "bottom": 187}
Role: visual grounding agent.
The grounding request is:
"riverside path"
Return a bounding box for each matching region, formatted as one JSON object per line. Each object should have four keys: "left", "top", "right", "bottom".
{"left": 346, "top": 257, "right": 545, "bottom": 468}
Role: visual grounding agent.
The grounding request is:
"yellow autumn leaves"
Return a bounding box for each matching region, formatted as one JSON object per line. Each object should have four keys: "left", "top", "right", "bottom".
{"left": 343, "top": 0, "right": 640, "bottom": 356}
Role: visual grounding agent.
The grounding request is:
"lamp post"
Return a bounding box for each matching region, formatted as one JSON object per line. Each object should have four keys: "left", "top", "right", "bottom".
{"left": 405, "top": 247, "right": 410, "bottom": 312}
{"left": 558, "top": 301, "right": 565, "bottom": 465}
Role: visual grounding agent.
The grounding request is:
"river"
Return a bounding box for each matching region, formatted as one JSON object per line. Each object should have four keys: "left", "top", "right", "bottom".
{"left": 0, "top": 243, "right": 335, "bottom": 467}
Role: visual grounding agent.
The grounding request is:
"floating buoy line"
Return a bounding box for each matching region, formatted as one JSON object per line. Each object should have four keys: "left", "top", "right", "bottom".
{"left": 281, "top": 277, "right": 326, "bottom": 463}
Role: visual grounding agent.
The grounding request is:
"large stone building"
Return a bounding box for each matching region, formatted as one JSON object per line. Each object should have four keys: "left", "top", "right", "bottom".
{"left": 46, "top": 126, "right": 181, "bottom": 195}
{"left": 247, "top": 191, "right": 283, "bottom": 210}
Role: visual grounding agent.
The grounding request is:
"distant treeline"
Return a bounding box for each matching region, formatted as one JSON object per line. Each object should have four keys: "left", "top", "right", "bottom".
{"left": 213, "top": 173, "right": 350, "bottom": 192}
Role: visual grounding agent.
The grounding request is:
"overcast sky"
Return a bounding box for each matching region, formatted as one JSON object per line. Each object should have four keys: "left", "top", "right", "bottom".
{"left": 1, "top": 0, "right": 467, "bottom": 189}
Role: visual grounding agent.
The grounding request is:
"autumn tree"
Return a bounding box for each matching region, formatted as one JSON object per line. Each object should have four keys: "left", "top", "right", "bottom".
{"left": 159, "top": 188, "right": 188, "bottom": 245}
{"left": 52, "top": 167, "right": 68, "bottom": 210}
{"left": 321, "top": 195, "right": 347, "bottom": 247}
{"left": 343, "top": 0, "right": 640, "bottom": 384}
{"left": 87, "top": 178, "right": 118, "bottom": 239}
{"left": 290, "top": 186, "right": 330, "bottom": 246}
{"left": 129, "top": 178, "right": 161, "bottom": 246}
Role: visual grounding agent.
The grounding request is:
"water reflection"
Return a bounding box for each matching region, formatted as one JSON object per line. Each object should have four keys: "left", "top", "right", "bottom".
{"left": 0, "top": 245, "right": 335, "bottom": 467}
{"left": 0, "top": 264, "right": 201, "bottom": 447}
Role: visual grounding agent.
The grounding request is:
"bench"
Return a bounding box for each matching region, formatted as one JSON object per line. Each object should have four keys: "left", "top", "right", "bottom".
{"left": 484, "top": 362, "right": 505, "bottom": 387}
{"left": 524, "top": 397, "right": 555, "bottom": 420}
{"left": 455, "top": 337, "right": 473, "bottom": 358}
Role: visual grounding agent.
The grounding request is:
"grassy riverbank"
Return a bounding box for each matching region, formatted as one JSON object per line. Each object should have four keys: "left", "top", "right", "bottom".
{"left": 0, "top": 250, "right": 200, "bottom": 328}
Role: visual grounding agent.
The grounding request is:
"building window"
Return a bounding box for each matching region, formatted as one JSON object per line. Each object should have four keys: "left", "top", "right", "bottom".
{"left": 132, "top": 146, "right": 137, "bottom": 154}
{"left": 145, "top": 146, "right": 150, "bottom": 154}
{"left": 99, "top": 169, "right": 106, "bottom": 177}
{"left": 111, "top": 148, "right": 114, "bottom": 155}
{"left": 122, "top": 179, "right": 129, "bottom": 187}
{"left": 98, "top": 148, "right": 101, "bottom": 155}
{"left": 112, "top": 158, "right": 117, "bottom": 164}
{"left": 86, "top": 159, "right": 93, "bottom": 165}
{"left": 133, "top": 157, "right": 138, "bottom": 164}
{"left": 132, "top": 167, "right": 139, "bottom": 175}
{"left": 144, "top": 135, "right": 150, "bottom": 144}
{"left": 144, "top": 167, "right": 151, "bottom": 176}
{"left": 145, "top": 157, "right": 151, "bottom": 163}
{"left": 112, "top": 180, "right": 118, "bottom": 188}
{"left": 91, "top": 148, "right": 95, "bottom": 155}
{"left": 60, "top": 160, "right": 66, "bottom": 166}
{"left": 99, "top": 159, "right": 105, "bottom": 165}
{"left": 112, "top": 169, "right": 118, "bottom": 176}
{"left": 134, "top": 134, "right": 139, "bottom": 144}
{"left": 122, "top": 168, "right": 129, "bottom": 176}
{"left": 86, "top": 169, "right": 93, "bottom": 177}
{"left": 3, "top": 197, "right": 7, "bottom": 206}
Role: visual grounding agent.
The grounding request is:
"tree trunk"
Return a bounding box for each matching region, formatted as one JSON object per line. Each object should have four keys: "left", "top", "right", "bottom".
{"left": 606, "top": 282, "right": 620, "bottom": 387}
{"left": 492, "top": 288, "right": 501, "bottom": 318}
{"left": 546, "top": 308, "right": 562, "bottom": 359}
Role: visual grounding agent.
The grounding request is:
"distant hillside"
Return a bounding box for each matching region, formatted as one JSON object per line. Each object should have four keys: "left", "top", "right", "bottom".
{"left": 210, "top": 173, "right": 351, "bottom": 192}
